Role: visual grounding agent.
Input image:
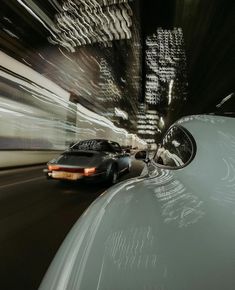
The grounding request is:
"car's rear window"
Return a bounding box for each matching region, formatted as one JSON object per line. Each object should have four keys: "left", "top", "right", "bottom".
{"left": 154, "top": 125, "right": 195, "bottom": 168}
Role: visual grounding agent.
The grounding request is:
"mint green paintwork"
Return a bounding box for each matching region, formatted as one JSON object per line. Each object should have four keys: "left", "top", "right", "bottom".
{"left": 39, "top": 115, "right": 235, "bottom": 290}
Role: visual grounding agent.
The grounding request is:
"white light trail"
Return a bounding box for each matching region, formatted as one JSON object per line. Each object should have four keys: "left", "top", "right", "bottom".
{"left": 216, "top": 93, "right": 234, "bottom": 108}
{"left": 16, "top": 0, "right": 58, "bottom": 38}
{"left": 168, "top": 80, "right": 174, "bottom": 105}
{"left": 0, "top": 51, "right": 70, "bottom": 100}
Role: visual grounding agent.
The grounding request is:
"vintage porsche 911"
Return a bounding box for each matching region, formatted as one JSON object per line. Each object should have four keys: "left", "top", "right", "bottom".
{"left": 44, "top": 139, "right": 131, "bottom": 184}
{"left": 40, "top": 115, "right": 235, "bottom": 290}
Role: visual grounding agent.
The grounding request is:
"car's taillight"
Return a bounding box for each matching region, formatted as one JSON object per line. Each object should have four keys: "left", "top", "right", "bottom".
{"left": 48, "top": 165, "right": 97, "bottom": 175}
{"left": 84, "top": 167, "right": 96, "bottom": 176}
{"left": 48, "top": 165, "right": 60, "bottom": 171}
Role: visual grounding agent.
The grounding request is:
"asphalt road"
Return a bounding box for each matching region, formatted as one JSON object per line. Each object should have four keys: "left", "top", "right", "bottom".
{"left": 0, "top": 159, "right": 144, "bottom": 290}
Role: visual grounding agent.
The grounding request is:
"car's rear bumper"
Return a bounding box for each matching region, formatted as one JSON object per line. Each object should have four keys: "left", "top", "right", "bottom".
{"left": 43, "top": 169, "right": 106, "bottom": 182}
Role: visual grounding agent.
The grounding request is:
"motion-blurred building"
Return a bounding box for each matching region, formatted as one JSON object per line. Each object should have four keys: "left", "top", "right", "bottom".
{"left": 137, "top": 103, "right": 160, "bottom": 145}
{"left": 139, "top": 27, "right": 188, "bottom": 145}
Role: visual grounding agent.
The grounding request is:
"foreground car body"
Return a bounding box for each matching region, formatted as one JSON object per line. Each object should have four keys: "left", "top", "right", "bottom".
{"left": 44, "top": 139, "right": 130, "bottom": 183}
{"left": 40, "top": 115, "right": 235, "bottom": 290}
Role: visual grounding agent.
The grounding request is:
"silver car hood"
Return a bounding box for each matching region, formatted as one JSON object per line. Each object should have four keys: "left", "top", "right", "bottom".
{"left": 39, "top": 176, "right": 235, "bottom": 290}
{"left": 40, "top": 115, "right": 235, "bottom": 290}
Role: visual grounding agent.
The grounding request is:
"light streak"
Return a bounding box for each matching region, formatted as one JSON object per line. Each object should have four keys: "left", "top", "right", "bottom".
{"left": 2, "top": 28, "right": 19, "bottom": 39}
{"left": 1, "top": 51, "right": 69, "bottom": 100}
{"left": 16, "top": 0, "right": 59, "bottom": 38}
{"left": 45, "top": 0, "right": 134, "bottom": 50}
{"left": 216, "top": 92, "right": 234, "bottom": 108}
{"left": 168, "top": 80, "right": 174, "bottom": 105}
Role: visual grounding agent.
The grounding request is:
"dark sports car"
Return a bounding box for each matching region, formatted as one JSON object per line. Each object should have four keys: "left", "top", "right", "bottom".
{"left": 44, "top": 139, "right": 131, "bottom": 184}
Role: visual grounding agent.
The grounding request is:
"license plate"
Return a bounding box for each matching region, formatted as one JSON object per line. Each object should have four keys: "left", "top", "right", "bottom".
{"left": 52, "top": 171, "right": 82, "bottom": 180}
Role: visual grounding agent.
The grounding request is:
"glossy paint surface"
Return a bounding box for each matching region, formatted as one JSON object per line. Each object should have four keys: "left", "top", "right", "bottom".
{"left": 40, "top": 115, "right": 235, "bottom": 290}
{"left": 46, "top": 139, "right": 131, "bottom": 181}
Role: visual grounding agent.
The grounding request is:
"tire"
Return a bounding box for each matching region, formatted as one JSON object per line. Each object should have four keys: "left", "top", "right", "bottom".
{"left": 107, "top": 164, "right": 118, "bottom": 185}
{"left": 126, "top": 161, "right": 131, "bottom": 173}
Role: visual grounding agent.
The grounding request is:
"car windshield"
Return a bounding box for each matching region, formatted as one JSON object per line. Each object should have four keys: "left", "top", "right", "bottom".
{"left": 71, "top": 140, "right": 112, "bottom": 152}
{"left": 154, "top": 125, "right": 195, "bottom": 168}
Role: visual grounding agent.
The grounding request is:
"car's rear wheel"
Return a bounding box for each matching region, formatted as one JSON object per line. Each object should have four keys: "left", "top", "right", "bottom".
{"left": 107, "top": 164, "right": 118, "bottom": 185}
{"left": 126, "top": 161, "right": 131, "bottom": 173}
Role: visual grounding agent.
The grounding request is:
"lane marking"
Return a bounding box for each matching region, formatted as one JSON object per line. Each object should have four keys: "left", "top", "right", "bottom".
{"left": 0, "top": 165, "right": 45, "bottom": 176}
{"left": 0, "top": 176, "right": 45, "bottom": 190}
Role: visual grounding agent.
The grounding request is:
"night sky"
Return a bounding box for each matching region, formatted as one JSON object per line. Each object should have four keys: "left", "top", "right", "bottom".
{"left": 141, "top": 0, "right": 235, "bottom": 118}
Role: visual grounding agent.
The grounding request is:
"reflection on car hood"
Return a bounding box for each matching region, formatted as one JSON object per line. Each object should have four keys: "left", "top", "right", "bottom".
{"left": 40, "top": 170, "right": 235, "bottom": 290}
{"left": 40, "top": 115, "right": 235, "bottom": 290}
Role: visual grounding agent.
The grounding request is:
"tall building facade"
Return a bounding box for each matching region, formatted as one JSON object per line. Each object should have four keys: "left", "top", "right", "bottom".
{"left": 145, "top": 27, "right": 187, "bottom": 107}
{"left": 138, "top": 27, "right": 188, "bottom": 145}
{"left": 136, "top": 103, "right": 160, "bottom": 146}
